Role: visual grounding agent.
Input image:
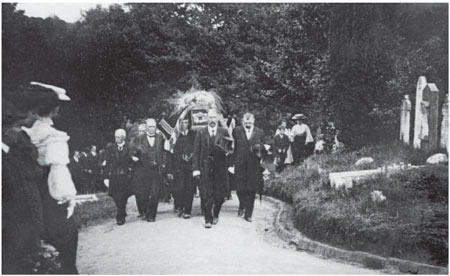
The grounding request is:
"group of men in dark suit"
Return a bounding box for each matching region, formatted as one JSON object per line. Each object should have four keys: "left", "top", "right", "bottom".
{"left": 103, "top": 110, "right": 265, "bottom": 229}
{"left": 69, "top": 145, "right": 106, "bottom": 194}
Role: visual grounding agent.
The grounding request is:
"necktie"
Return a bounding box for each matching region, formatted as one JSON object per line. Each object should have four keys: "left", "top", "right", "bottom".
{"left": 211, "top": 130, "right": 215, "bottom": 137}
{"left": 118, "top": 146, "right": 123, "bottom": 151}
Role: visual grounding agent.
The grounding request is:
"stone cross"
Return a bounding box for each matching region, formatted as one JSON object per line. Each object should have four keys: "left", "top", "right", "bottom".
{"left": 413, "top": 76, "right": 427, "bottom": 149}
{"left": 400, "top": 95, "right": 411, "bottom": 145}
{"left": 421, "top": 83, "right": 440, "bottom": 152}
{"left": 440, "top": 95, "right": 448, "bottom": 151}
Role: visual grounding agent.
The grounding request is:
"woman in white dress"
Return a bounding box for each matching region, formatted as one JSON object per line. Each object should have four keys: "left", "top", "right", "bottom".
{"left": 290, "top": 114, "right": 314, "bottom": 165}
{"left": 22, "top": 82, "right": 79, "bottom": 274}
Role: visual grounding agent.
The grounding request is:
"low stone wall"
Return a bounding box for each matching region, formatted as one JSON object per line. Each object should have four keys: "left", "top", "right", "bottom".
{"left": 264, "top": 196, "right": 449, "bottom": 274}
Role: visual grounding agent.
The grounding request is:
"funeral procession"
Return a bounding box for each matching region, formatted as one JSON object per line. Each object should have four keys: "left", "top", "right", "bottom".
{"left": 2, "top": 2, "right": 448, "bottom": 275}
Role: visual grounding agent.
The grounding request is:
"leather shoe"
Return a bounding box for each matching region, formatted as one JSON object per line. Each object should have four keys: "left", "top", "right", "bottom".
{"left": 244, "top": 217, "right": 252, "bottom": 222}
{"left": 147, "top": 217, "right": 155, "bottom": 222}
{"left": 116, "top": 218, "right": 125, "bottom": 225}
{"left": 212, "top": 217, "right": 219, "bottom": 225}
{"left": 238, "top": 209, "right": 244, "bottom": 216}
{"left": 177, "top": 209, "right": 183, "bottom": 217}
{"left": 205, "top": 222, "right": 212, "bottom": 228}
{"left": 183, "top": 214, "right": 191, "bottom": 219}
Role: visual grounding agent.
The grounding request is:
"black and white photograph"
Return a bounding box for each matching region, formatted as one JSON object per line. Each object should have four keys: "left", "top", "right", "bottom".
{"left": 2, "top": 2, "right": 449, "bottom": 274}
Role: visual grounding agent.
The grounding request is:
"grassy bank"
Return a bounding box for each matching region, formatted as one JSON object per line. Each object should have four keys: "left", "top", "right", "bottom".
{"left": 264, "top": 143, "right": 448, "bottom": 266}
{"left": 73, "top": 193, "right": 117, "bottom": 228}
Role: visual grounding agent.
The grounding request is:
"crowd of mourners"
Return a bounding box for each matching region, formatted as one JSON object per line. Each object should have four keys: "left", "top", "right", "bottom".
{"left": 2, "top": 81, "right": 317, "bottom": 274}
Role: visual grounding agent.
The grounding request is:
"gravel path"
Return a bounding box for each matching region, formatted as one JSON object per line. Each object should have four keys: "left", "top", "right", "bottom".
{"left": 77, "top": 193, "right": 381, "bottom": 274}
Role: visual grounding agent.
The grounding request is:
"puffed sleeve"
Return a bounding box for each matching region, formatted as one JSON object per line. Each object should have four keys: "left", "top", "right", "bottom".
{"left": 45, "top": 130, "right": 77, "bottom": 201}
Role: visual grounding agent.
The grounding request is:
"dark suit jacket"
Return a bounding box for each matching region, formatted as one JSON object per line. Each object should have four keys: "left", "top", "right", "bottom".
{"left": 130, "top": 133, "right": 168, "bottom": 195}
{"left": 104, "top": 142, "right": 133, "bottom": 197}
{"left": 273, "top": 134, "right": 290, "bottom": 158}
{"left": 232, "top": 126, "right": 264, "bottom": 192}
{"left": 192, "top": 126, "right": 229, "bottom": 198}
{"left": 172, "top": 130, "right": 196, "bottom": 189}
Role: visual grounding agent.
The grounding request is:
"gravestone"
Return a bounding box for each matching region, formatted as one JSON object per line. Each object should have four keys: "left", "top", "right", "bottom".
{"left": 440, "top": 95, "right": 448, "bottom": 151}
{"left": 421, "top": 83, "right": 440, "bottom": 152}
{"left": 413, "top": 76, "right": 428, "bottom": 149}
{"left": 400, "top": 95, "right": 411, "bottom": 145}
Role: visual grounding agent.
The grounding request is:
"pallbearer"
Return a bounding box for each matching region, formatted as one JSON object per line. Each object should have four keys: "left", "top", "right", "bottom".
{"left": 172, "top": 118, "right": 196, "bottom": 218}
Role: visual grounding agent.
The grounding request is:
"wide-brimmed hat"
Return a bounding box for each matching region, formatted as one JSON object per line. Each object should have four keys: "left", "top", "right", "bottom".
{"left": 292, "top": 114, "right": 306, "bottom": 120}
{"left": 30, "top": 81, "right": 70, "bottom": 101}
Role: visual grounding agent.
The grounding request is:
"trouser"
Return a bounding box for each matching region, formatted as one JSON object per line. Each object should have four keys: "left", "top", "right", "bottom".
{"left": 110, "top": 175, "right": 132, "bottom": 220}
{"left": 41, "top": 167, "right": 78, "bottom": 274}
{"left": 204, "top": 196, "right": 225, "bottom": 223}
{"left": 159, "top": 179, "right": 171, "bottom": 202}
{"left": 174, "top": 163, "right": 194, "bottom": 215}
{"left": 237, "top": 190, "right": 256, "bottom": 219}
{"left": 134, "top": 168, "right": 161, "bottom": 219}
{"left": 291, "top": 135, "right": 306, "bottom": 164}
{"left": 204, "top": 160, "right": 224, "bottom": 223}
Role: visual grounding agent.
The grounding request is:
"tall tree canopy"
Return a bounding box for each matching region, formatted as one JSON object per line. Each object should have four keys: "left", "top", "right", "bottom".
{"left": 2, "top": 3, "right": 448, "bottom": 150}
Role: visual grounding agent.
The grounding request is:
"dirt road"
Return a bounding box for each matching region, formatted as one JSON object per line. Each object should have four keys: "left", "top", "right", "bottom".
{"left": 77, "top": 193, "right": 380, "bottom": 274}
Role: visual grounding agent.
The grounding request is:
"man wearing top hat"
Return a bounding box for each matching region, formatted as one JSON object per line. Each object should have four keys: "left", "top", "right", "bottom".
{"left": 192, "top": 109, "right": 231, "bottom": 228}
{"left": 231, "top": 112, "right": 265, "bottom": 222}
{"left": 291, "top": 113, "right": 314, "bottom": 164}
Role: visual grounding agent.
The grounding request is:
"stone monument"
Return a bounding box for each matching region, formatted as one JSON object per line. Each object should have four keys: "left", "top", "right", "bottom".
{"left": 421, "top": 83, "right": 439, "bottom": 152}
{"left": 440, "top": 95, "right": 448, "bottom": 151}
{"left": 400, "top": 95, "right": 411, "bottom": 145}
{"left": 413, "top": 76, "right": 427, "bottom": 149}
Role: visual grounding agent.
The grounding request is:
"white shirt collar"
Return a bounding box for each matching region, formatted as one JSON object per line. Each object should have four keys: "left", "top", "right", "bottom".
{"left": 208, "top": 125, "right": 218, "bottom": 135}
{"left": 117, "top": 141, "right": 125, "bottom": 147}
{"left": 2, "top": 142, "right": 10, "bottom": 153}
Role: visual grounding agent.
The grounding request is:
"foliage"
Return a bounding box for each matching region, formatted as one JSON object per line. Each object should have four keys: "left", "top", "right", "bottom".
{"left": 2, "top": 3, "right": 448, "bottom": 150}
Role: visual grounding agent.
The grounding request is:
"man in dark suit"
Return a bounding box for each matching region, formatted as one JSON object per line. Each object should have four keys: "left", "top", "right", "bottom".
{"left": 193, "top": 109, "right": 230, "bottom": 228}
{"left": 232, "top": 112, "right": 264, "bottom": 222}
{"left": 172, "top": 118, "right": 196, "bottom": 218}
{"left": 86, "top": 145, "right": 101, "bottom": 193}
{"left": 69, "top": 150, "right": 85, "bottom": 193}
{"left": 130, "top": 118, "right": 173, "bottom": 222}
{"left": 103, "top": 129, "right": 134, "bottom": 225}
